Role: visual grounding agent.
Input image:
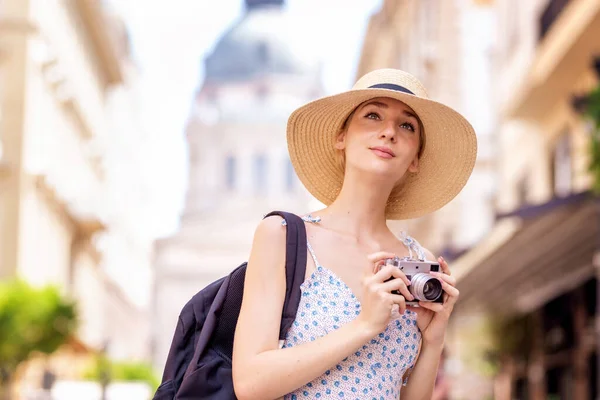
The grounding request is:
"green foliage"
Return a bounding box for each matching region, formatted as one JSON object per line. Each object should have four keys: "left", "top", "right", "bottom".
{"left": 457, "top": 312, "right": 536, "bottom": 378}
{"left": 584, "top": 85, "right": 600, "bottom": 194}
{"left": 488, "top": 313, "right": 535, "bottom": 361}
{"left": 83, "top": 356, "right": 159, "bottom": 391}
{"left": 0, "top": 279, "right": 78, "bottom": 381}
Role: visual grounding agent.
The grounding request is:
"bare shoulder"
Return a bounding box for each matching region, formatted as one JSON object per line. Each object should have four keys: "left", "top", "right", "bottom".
{"left": 247, "top": 216, "right": 288, "bottom": 271}
{"left": 253, "top": 216, "right": 288, "bottom": 248}
{"left": 254, "top": 215, "right": 287, "bottom": 240}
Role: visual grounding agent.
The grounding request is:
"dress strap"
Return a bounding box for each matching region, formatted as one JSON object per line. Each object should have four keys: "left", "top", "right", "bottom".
{"left": 399, "top": 231, "right": 427, "bottom": 261}
{"left": 306, "top": 241, "right": 320, "bottom": 267}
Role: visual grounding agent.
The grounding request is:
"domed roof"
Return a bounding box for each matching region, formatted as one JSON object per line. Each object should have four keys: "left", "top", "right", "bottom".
{"left": 204, "top": 1, "right": 318, "bottom": 83}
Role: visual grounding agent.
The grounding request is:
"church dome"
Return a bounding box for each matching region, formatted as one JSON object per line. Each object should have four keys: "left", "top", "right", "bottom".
{"left": 204, "top": 0, "right": 318, "bottom": 83}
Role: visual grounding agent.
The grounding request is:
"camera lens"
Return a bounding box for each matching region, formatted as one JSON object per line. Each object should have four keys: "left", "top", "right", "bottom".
{"left": 423, "top": 281, "right": 440, "bottom": 298}
{"left": 410, "top": 273, "right": 443, "bottom": 301}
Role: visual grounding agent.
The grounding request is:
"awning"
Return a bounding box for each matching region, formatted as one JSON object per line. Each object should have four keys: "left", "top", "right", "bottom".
{"left": 455, "top": 192, "right": 599, "bottom": 316}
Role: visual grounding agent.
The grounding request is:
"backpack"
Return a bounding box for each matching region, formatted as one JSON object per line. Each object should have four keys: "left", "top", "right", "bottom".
{"left": 152, "top": 211, "right": 307, "bottom": 400}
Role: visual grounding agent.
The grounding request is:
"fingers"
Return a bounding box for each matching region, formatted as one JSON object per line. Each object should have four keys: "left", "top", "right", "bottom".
{"left": 373, "top": 265, "right": 410, "bottom": 287}
{"left": 389, "top": 267, "right": 411, "bottom": 286}
{"left": 430, "top": 271, "right": 456, "bottom": 287}
{"left": 389, "top": 294, "right": 406, "bottom": 314}
{"left": 430, "top": 271, "right": 459, "bottom": 307}
{"left": 366, "top": 252, "right": 397, "bottom": 275}
{"left": 380, "top": 278, "right": 413, "bottom": 301}
{"left": 438, "top": 256, "right": 451, "bottom": 275}
{"left": 436, "top": 277, "right": 459, "bottom": 297}
{"left": 367, "top": 251, "right": 397, "bottom": 264}
{"left": 441, "top": 280, "right": 459, "bottom": 307}
{"left": 418, "top": 301, "right": 445, "bottom": 313}
{"left": 372, "top": 265, "right": 406, "bottom": 284}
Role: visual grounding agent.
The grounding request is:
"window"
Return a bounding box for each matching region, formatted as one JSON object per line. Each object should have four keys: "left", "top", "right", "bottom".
{"left": 253, "top": 154, "right": 267, "bottom": 192}
{"left": 285, "top": 158, "right": 295, "bottom": 192}
{"left": 552, "top": 131, "right": 572, "bottom": 197}
{"left": 516, "top": 172, "right": 529, "bottom": 206}
{"left": 225, "top": 155, "right": 236, "bottom": 190}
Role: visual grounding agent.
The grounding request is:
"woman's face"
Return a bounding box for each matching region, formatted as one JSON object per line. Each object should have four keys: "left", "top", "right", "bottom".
{"left": 336, "top": 97, "right": 422, "bottom": 185}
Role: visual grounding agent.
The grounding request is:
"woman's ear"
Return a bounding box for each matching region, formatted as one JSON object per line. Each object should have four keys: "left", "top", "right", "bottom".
{"left": 335, "top": 131, "right": 346, "bottom": 150}
{"left": 408, "top": 155, "right": 419, "bottom": 173}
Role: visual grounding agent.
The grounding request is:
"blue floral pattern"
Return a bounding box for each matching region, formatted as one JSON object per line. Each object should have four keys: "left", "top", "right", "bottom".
{"left": 282, "top": 262, "right": 421, "bottom": 400}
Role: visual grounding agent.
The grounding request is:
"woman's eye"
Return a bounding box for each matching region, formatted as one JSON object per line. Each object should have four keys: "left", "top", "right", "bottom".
{"left": 365, "top": 112, "right": 380, "bottom": 120}
{"left": 401, "top": 122, "right": 416, "bottom": 132}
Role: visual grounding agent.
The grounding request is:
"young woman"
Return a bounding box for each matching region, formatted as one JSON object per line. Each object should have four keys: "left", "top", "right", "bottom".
{"left": 232, "top": 68, "right": 477, "bottom": 399}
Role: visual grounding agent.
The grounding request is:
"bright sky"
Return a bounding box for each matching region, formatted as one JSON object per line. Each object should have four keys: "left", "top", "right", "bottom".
{"left": 112, "top": 0, "right": 382, "bottom": 238}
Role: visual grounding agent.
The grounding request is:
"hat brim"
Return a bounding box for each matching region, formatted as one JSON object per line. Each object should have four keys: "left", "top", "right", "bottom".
{"left": 287, "top": 88, "right": 478, "bottom": 220}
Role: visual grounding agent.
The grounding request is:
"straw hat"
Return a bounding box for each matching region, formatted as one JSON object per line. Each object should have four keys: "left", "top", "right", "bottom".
{"left": 287, "top": 68, "right": 477, "bottom": 220}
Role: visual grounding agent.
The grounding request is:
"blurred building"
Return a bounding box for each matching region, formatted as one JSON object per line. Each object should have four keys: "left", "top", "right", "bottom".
{"left": 151, "top": 0, "right": 322, "bottom": 373}
{"left": 451, "top": 0, "right": 600, "bottom": 399}
{"left": 0, "top": 0, "right": 153, "bottom": 389}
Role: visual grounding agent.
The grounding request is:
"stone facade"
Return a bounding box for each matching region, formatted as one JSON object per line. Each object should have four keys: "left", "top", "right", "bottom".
{"left": 0, "top": 0, "right": 153, "bottom": 376}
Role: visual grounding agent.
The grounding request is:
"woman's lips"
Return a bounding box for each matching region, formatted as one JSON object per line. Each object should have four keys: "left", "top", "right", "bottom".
{"left": 370, "top": 146, "right": 395, "bottom": 159}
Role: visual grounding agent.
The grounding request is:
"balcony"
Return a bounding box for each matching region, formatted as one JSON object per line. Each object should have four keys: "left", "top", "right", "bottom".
{"left": 539, "top": 0, "right": 572, "bottom": 41}
{"left": 505, "top": 0, "right": 600, "bottom": 119}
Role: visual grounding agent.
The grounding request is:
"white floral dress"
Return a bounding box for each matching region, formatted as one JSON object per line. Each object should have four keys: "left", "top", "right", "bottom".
{"left": 282, "top": 241, "right": 421, "bottom": 400}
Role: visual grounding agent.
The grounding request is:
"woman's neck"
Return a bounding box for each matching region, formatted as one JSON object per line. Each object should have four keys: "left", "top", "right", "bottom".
{"left": 313, "top": 170, "right": 395, "bottom": 242}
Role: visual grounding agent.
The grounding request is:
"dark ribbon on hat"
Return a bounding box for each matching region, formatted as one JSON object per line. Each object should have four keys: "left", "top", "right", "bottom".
{"left": 368, "top": 83, "right": 414, "bottom": 95}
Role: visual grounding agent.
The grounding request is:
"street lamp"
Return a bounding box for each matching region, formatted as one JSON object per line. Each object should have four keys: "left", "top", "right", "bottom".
{"left": 41, "top": 368, "right": 56, "bottom": 399}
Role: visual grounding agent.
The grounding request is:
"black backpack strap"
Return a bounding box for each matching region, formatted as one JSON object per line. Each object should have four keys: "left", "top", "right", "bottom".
{"left": 263, "top": 211, "right": 307, "bottom": 340}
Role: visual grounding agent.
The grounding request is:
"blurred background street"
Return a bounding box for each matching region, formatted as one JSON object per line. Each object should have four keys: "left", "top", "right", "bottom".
{"left": 0, "top": 0, "right": 599, "bottom": 399}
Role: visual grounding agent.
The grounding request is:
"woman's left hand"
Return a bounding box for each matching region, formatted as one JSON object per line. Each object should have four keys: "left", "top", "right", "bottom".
{"left": 407, "top": 256, "right": 459, "bottom": 347}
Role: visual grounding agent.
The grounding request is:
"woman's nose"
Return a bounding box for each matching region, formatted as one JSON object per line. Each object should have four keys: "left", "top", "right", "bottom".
{"left": 379, "top": 122, "right": 397, "bottom": 142}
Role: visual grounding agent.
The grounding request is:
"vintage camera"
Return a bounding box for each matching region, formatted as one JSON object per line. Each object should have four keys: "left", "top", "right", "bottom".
{"left": 384, "top": 257, "right": 443, "bottom": 305}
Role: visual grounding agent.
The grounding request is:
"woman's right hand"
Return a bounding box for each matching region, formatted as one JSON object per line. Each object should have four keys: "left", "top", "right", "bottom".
{"left": 357, "top": 252, "right": 414, "bottom": 334}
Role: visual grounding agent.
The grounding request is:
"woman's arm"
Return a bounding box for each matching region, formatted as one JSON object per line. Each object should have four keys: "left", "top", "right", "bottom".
{"left": 400, "top": 342, "right": 443, "bottom": 399}
{"left": 232, "top": 217, "right": 412, "bottom": 400}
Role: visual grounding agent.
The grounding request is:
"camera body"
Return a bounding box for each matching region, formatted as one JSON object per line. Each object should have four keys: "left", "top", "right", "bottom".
{"left": 384, "top": 257, "right": 443, "bottom": 306}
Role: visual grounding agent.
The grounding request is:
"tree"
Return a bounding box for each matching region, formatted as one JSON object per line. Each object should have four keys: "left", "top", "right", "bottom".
{"left": 83, "top": 356, "right": 160, "bottom": 393}
{"left": 584, "top": 85, "right": 600, "bottom": 194}
{"left": 0, "top": 280, "right": 78, "bottom": 399}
